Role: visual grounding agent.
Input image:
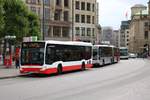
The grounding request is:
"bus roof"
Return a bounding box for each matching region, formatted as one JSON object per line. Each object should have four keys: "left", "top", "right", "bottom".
{"left": 120, "top": 47, "right": 128, "bottom": 49}
{"left": 94, "top": 44, "right": 114, "bottom": 48}
{"left": 23, "top": 40, "right": 93, "bottom": 46}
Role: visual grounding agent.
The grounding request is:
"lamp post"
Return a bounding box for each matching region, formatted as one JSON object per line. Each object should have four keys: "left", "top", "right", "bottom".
{"left": 42, "top": 0, "right": 45, "bottom": 40}
{"left": 72, "top": 0, "right": 74, "bottom": 41}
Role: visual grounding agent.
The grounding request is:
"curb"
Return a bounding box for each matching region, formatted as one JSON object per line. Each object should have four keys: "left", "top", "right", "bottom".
{"left": 0, "top": 75, "right": 19, "bottom": 80}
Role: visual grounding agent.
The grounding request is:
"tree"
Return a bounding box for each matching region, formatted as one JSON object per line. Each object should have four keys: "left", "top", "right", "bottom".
{"left": 27, "top": 12, "right": 41, "bottom": 40}
{"left": 3, "top": 0, "right": 29, "bottom": 41}
{"left": 0, "top": 0, "right": 5, "bottom": 36}
{"left": 3, "top": 0, "right": 41, "bottom": 42}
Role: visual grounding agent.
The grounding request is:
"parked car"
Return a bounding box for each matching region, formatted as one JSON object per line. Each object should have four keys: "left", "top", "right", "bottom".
{"left": 129, "top": 53, "right": 137, "bottom": 58}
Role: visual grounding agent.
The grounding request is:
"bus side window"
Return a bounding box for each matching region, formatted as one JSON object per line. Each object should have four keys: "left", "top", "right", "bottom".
{"left": 46, "top": 47, "right": 55, "bottom": 64}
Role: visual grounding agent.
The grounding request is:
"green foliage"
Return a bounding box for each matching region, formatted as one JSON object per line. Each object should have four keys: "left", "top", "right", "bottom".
{"left": 2, "top": 0, "right": 41, "bottom": 42}
{"left": 27, "top": 12, "right": 41, "bottom": 40}
{"left": 3, "top": 0, "right": 29, "bottom": 41}
{"left": 0, "top": 0, "right": 5, "bottom": 36}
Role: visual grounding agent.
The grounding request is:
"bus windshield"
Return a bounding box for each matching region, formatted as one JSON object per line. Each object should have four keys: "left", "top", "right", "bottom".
{"left": 120, "top": 49, "right": 128, "bottom": 56}
{"left": 21, "top": 42, "right": 45, "bottom": 65}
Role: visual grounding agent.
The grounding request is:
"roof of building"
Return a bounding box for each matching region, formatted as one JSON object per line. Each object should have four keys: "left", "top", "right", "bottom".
{"left": 132, "top": 4, "right": 147, "bottom": 8}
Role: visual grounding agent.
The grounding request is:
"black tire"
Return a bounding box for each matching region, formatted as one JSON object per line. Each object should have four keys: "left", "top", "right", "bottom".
{"left": 102, "top": 60, "right": 105, "bottom": 66}
{"left": 57, "top": 64, "right": 62, "bottom": 74}
{"left": 81, "top": 62, "right": 85, "bottom": 70}
{"left": 111, "top": 59, "right": 113, "bottom": 64}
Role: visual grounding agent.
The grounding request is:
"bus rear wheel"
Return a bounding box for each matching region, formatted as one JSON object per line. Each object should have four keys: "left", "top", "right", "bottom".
{"left": 57, "top": 65, "right": 62, "bottom": 74}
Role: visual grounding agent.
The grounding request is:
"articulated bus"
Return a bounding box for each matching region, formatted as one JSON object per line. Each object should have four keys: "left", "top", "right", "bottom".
{"left": 120, "top": 47, "right": 129, "bottom": 59}
{"left": 20, "top": 41, "right": 93, "bottom": 74}
{"left": 93, "top": 45, "right": 120, "bottom": 67}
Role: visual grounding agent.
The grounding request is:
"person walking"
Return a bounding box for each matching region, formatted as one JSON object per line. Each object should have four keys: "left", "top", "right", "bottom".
{"left": 15, "top": 55, "right": 20, "bottom": 68}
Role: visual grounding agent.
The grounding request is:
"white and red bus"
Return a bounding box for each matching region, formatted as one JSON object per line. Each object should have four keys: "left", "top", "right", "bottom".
{"left": 93, "top": 45, "right": 120, "bottom": 67}
{"left": 20, "top": 40, "right": 93, "bottom": 74}
{"left": 120, "top": 47, "right": 129, "bottom": 59}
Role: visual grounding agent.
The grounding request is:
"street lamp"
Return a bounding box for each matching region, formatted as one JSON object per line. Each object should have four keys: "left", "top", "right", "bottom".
{"left": 72, "top": 0, "right": 74, "bottom": 41}
{"left": 42, "top": 0, "right": 45, "bottom": 40}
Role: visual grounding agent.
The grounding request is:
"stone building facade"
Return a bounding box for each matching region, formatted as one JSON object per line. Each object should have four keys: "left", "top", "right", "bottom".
{"left": 129, "top": 3, "right": 150, "bottom": 55}
{"left": 24, "top": 0, "right": 99, "bottom": 43}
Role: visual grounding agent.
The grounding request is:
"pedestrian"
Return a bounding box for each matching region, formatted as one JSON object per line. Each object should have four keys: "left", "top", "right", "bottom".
{"left": 15, "top": 55, "right": 20, "bottom": 68}
{"left": 15, "top": 47, "right": 20, "bottom": 68}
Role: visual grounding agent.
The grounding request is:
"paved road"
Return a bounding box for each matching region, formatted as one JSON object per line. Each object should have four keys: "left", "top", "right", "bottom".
{"left": 0, "top": 59, "right": 150, "bottom": 100}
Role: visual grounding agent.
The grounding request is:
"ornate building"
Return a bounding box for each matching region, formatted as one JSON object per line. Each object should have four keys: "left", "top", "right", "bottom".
{"left": 129, "top": 2, "right": 150, "bottom": 55}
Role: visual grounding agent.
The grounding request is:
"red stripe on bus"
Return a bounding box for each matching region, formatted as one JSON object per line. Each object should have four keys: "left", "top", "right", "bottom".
{"left": 20, "top": 68, "right": 57, "bottom": 74}
{"left": 20, "top": 64, "right": 93, "bottom": 74}
{"left": 42, "top": 68, "right": 57, "bottom": 74}
{"left": 86, "top": 64, "right": 93, "bottom": 68}
{"left": 62, "top": 64, "right": 93, "bottom": 72}
{"left": 63, "top": 65, "right": 81, "bottom": 72}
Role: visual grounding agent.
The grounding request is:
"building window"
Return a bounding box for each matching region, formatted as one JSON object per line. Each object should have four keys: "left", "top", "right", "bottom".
{"left": 47, "top": 27, "right": 52, "bottom": 37}
{"left": 44, "top": 8, "right": 50, "bottom": 20}
{"left": 64, "top": 0, "right": 69, "bottom": 7}
{"left": 81, "top": 15, "right": 85, "bottom": 23}
{"left": 92, "top": 28, "right": 95, "bottom": 37}
{"left": 87, "top": 15, "right": 91, "bottom": 24}
{"left": 62, "top": 27, "right": 69, "bottom": 37}
{"left": 81, "top": 2, "right": 85, "bottom": 10}
{"left": 56, "top": 0, "right": 61, "bottom": 6}
{"left": 31, "top": 0, "right": 36, "bottom": 4}
{"left": 37, "top": 0, "right": 41, "bottom": 4}
{"left": 53, "top": 27, "right": 61, "bottom": 37}
{"left": 87, "top": 28, "right": 91, "bottom": 36}
{"left": 145, "top": 22, "right": 148, "bottom": 27}
{"left": 30, "top": 6, "right": 36, "bottom": 13}
{"left": 38, "top": 7, "right": 41, "bottom": 16}
{"left": 76, "top": 1, "right": 80, "bottom": 10}
{"left": 64, "top": 11, "right": 69, "bottom": 21}
{"left": 144, "top": 31, "right": 149, "bottom": 39}
{"left": 44, "top": 0, "right": 50, "bottom": 6}
{"left": 75, "top": 14, "right": 80, "bottom": 23}
{"left": 75, "top": 27, "right": 80, "bottom": 36}
{"left": 92, "top": 16, "right": 95, "bottom": 24}
{"left": 54, "top": 10, "right": 61, "bottom": 21}
{"left": 81, "top": 27, "right": 85, "bottom": 36}
{"left": 26, "top": 0, "right": 29, "bottom": 3}
{"left": 143, "top": 15, "right": 147, "bottom": 19}
{"left": 92, "top": 4, "right": 95, "bottom": 12}
{"left": 87, "top": 3, "right": 91, "bottom": 11}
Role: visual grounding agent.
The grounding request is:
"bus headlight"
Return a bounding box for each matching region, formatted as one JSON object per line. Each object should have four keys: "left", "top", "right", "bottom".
{"left": 40, "top": 68, "right": 46, "bottom": 71}
{"left": 20, "top": 68, "right": 23, "bottom": 71}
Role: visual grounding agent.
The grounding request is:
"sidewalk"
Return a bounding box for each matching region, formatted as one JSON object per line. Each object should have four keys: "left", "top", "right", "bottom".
{"left": 0, "top": 63, "right": 20, "bottom": 79}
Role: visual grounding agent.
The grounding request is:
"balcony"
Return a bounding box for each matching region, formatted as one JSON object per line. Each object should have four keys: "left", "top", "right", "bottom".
{"left": 49, "top": 20, "right": 71, "bottom": 27}
{"left": 55, "top": 6, "right": 63, "bottom": 10}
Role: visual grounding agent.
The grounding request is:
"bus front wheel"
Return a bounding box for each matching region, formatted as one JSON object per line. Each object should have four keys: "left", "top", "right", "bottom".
{"left": 81, "top": 62, "right": 85, "bottom": 71}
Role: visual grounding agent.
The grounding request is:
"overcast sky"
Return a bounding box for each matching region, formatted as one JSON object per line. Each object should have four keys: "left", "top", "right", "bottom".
{"left": 98, "top": 0, "right": 148, "bottom": 29}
